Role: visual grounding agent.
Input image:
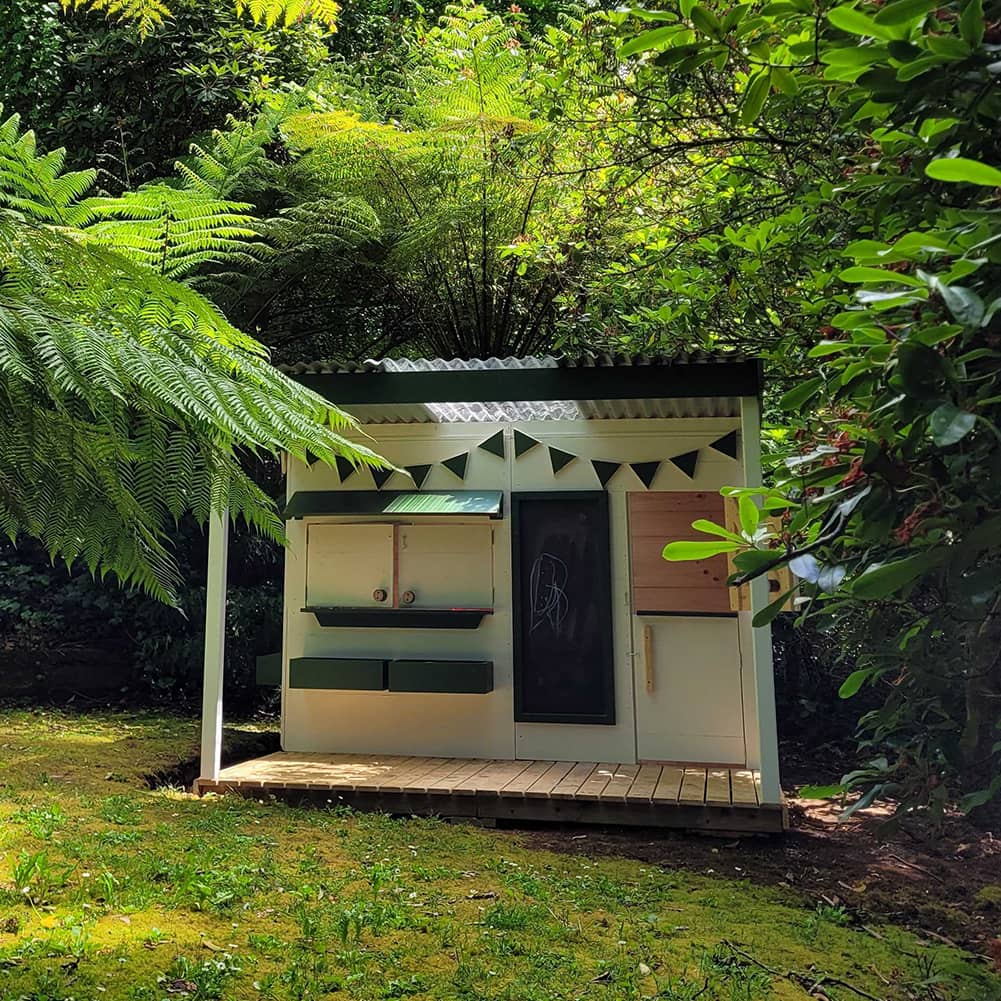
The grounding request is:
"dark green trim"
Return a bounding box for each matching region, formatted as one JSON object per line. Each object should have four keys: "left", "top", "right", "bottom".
{"left": 511, "top": 491, "right": 616, "bottom": 725}
{"left": 549, "top": 446, "right": 576, "bottom": 474}
{"left": 303, "top": 606, "right": 492, "bottom": 629}
{"left": 669, "top": 450, "right": 699, "bottom": 480}
{"left": 631, "top": 461, "right": 661, "bottom": 489}
{"left": 635, "top": 610, "right": 738, "bottom": 619}
{"left": 284, "top": 489, "right": 503, "bottom": 519}
{"left": 478, "top": 430, "right": 505, "bottom": 458}
{"left": 255, "top": 652, "right": 281, "bottom": 686}
{"left": 514, "top": 430, "right": 540, "bottom": 457}
{"left": 388, "top": 660, "right": 493, "bottom": 694}
{"left": 289, "top": 657, "right": 386, "bottom": 690}
{"left": 441, "top": 452, "right": 469, "bottom": 481}
{"left": 709, "top": 430, "right": 739, "bottom": 459}
{"left": 296, "top": 361, "right": 763, "bottom": 405}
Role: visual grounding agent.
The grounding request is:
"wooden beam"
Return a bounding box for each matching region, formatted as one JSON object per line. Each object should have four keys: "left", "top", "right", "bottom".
{"left": 199, "top": 508, "right": 229, "bottom": 784}
{"left": 740, "top": 396, "right": 783, "bottom": 806}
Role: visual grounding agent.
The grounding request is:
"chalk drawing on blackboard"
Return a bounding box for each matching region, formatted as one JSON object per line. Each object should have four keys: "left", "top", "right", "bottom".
{"left": 529, "top": 552, "right": 569, "bottom": 635}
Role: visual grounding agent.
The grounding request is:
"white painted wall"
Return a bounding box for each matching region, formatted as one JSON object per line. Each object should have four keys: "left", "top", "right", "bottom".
{"left": 281, "top": 416, "right": 768, "bottom": 768}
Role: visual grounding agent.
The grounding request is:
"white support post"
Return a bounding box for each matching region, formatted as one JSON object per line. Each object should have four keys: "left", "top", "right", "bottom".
{"left": 199, "top": 507, "right": 229, "bottom": 785}
{"left": 739, "top": 396, "right": 783, "bottom": 806}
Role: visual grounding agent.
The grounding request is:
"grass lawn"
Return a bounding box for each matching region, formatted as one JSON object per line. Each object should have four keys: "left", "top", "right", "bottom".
{"left": 1, "top": 709, "right": 998, "bottom": 1001}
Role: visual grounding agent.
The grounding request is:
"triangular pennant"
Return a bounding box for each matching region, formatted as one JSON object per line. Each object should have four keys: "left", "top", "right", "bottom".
{"left": 631, "top": 461, "right": 661, "bottom": 489}
{"left": 442, "top": 452, "right": 469, "bottom": 481}
{"left": 336, "top": 455, "right": 357, "bottom": 483}
{"left": 669, "top": 450, "right": 699, "bottom": 480}
{"left": 405, "top": 464, "right": 432, "bottom": 489}
{"left": 305, "top": 450, "right": 319, "bottom": 467}
{"left": 371, "top": 466, "right": 394, "bottom": 489}
{"left": 591, "top": 460, "right": 621, "bottom": 487}
{"left": 549, "top": 446, "right": 576, "bottom": 475}
{"left": 709, "top": 430, "right": 739, "bottom": 459}
{"left": 514, "top": 430, "right": 540, "bottom": 458}
{"left": 478, "top": 430, "right": 505, "bottom": 459}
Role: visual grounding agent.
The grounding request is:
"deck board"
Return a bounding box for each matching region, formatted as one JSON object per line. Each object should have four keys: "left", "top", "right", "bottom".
{"left": 205, "top": 753, "right": 782, "bottom": 832}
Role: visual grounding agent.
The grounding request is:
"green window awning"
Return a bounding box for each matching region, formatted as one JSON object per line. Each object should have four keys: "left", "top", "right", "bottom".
{"left": 283, "top": 490, "right": 503, "bottom": 520}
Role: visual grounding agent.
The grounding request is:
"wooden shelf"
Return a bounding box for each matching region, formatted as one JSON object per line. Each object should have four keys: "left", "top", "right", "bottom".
{"left": 302, "top": 606, "right": 492, "bottom": 629}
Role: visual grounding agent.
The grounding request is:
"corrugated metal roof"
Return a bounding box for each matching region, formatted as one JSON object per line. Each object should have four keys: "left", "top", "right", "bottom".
{"left": 279, "top": 352, "right": 748, "bottom": 376}
{"left": 280, "top": 353, "right": 748, "bottom": 422}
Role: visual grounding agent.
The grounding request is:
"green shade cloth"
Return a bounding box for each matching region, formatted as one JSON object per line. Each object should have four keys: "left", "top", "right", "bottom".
{"left": 284, "top": 489, "right": 503, "bottom": 519}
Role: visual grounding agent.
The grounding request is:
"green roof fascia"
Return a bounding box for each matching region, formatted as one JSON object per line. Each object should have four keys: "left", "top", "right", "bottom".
{"left": 284, "top": 490, "right": 503, "bottom": 520}
{"left": 295, "top": 360, "right": 763, "bottom": 406}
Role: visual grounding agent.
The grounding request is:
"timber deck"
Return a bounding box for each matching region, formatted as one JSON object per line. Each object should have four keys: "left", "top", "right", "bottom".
{"left": 196, "top": 753, "right": 786, "bottom": 832}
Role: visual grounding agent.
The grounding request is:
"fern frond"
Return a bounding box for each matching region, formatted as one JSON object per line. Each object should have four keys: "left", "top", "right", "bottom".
{"left": 234, "top": 0, "right": 339, "bottom": 30}
{"left": 78, "top": 186, "right": 269, "bottom": 281}
{"left": 62, "top": 0, "right": 170, "bottom": 37}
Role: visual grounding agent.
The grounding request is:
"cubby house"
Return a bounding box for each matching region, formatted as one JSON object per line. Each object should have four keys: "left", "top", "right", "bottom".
{"left": 196, "top": 355, "right": 787, "bottom": 832}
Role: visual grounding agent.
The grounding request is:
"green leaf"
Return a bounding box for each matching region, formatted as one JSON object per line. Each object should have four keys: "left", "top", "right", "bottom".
{"left": 873, "top": 0, "right": 937, "bottom": 24}
{"left": 839, "top": 266, "right": 924, "bottom": 287}
{"left": 934, "top": 280, "right": 985, "bottom": 327}
{"left": 839, "top": 669, "right": 872, "bottom": 698}
{"left": 925, "top": 157, "right": 1001, "bottom": 187}
{"left": 827, "top": 5, "right": 900, "bottom": 39}
{"left": 619, "top": 26, "right": 683, "bottom": 57}
{"left": 930, "top": 403, "right": 976, "bottom": 446}
{"left": 852, "top": 552, "right": 941, "bottom": 599}
{"left": 740, "top": 71, "right": 771, "bottom": 125}
{"left": 779, "top": 376, "right": 824, "bottom": 410}
{"left": 770, "top": 67, "right": 799, "bottom": 95}
{"left": 733, "top": 548, "right": 777, "bottom": 573}
{"left": 799, "top": 784, "right": 847, "bottom": 799}
{"left": 738, "top": 494, "right": 760, "bottom": 535}
{"left": 690, "top": 518, "right": 744, "bottom": 543}
{"left": 896, "top": 342, "right": 945, "bottom": 398}
{"left": 959, "top": 0, "right": 984, "bottom": 45}
{"left": 751, "top": 586, "right": 797, "bottom": 626}
{"left": 662, "top": 540, "right": 740, "bottom": 561}
{"left": 690, "top": 5, "right": 722, "bottom": 36}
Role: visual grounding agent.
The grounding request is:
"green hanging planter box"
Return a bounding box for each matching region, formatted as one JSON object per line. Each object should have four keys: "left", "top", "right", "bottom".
{"left": 288, "top": 657, "right": 387, "bottom": 690}
{"left": 388, "top": 660, "right": 493, "bottom": 694}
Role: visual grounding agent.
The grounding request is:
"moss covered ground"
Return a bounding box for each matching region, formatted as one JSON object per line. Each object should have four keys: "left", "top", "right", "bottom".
{"left": 0, "top": 708, "right": 998, "bottom": 1001}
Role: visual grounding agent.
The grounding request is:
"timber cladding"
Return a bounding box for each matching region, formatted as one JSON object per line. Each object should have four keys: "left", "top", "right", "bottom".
{"left": 627, "top": 491, "right": 732, "bottom": 615}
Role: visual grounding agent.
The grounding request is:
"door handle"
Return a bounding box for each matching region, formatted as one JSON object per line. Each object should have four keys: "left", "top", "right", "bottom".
{"left": 644, "top": 624, "right": 655, "bottom": 693}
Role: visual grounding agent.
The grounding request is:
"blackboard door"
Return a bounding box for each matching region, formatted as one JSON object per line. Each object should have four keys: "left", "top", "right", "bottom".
{"left": 511, "top": 492, "right": 615, "bottom": 724}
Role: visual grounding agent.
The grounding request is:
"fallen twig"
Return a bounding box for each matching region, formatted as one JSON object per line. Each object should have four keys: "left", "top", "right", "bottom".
{"left": 721, "top": 939, "right": 885, "bottom": 1001}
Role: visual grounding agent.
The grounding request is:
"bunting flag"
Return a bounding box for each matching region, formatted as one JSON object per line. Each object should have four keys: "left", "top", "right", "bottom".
{"left": 305, "top": 450, "right": 318, "bottom": 467}
{"left": 631, "top": 461, "right": 661, "bottom": 489}
{"left": 478, "top": 430, "right": 505, "bottom": 459}
{"left": 709, "top": 430, "right": 739, "bottom": 459}
{"left": 371, "top": 466, "right": 394, "bottom": 489}
{"left": 442, "top": 452, "right": 469, "bottom": 481}
{"left": 549, "top": 446, "right": 576, "bottom": 475}
{"left": 591, "top": 460, "right": 621, "bottom": 487}
{"left": 514, "top": 430, "right": 540, "bottom": 457}
{"left": 335, "top": 455, "right": 357, "bottom": 483}
{"left": 405, "top": 464, "right": 432, "bottom": 489}
{"left": 669, "top": 450, "right": 699, "bottom": 480}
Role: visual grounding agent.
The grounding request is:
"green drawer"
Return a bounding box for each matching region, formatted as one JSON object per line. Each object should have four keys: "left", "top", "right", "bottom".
{"left": 388, "top": 660, "right": 493, "bottom": 694}
{"left": 288, "top": 658, "right": 386, "bottom": 690}
{"left": 255, "top": 652, "right": 282, "bottom": 686}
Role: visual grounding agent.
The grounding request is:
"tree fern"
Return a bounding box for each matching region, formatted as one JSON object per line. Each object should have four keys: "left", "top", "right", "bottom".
{"left": 63, "top": 0, "right": 338, "bottom": 36}
{"left": 0, "top": 108, "right": 384, "bottom": 604}
{"left": 78, "top": 186, "right": 269, "bottom": 282}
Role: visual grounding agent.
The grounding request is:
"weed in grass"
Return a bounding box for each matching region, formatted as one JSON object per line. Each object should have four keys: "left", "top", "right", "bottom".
{"left": 481, "top": 900, "right": 541, "bottom": 931}
{"left": 12, "top": 803, "right": 66, "bottom": 840}
{"left": 9, "top": 849, "right": 74, "bottom": 905}
{"left": 100, "top": 794, "right": 143, "bottom": 825}
{"left": 157, "top": 953, "right": 241, "bottom": 1000}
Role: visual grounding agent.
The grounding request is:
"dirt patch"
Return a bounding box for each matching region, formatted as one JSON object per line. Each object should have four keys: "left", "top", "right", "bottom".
{"left": 520, "top": 788, "right": 1001, "bottom": 959}
{"left": 144, "top": 725, "right": 279, "bottom": 790}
